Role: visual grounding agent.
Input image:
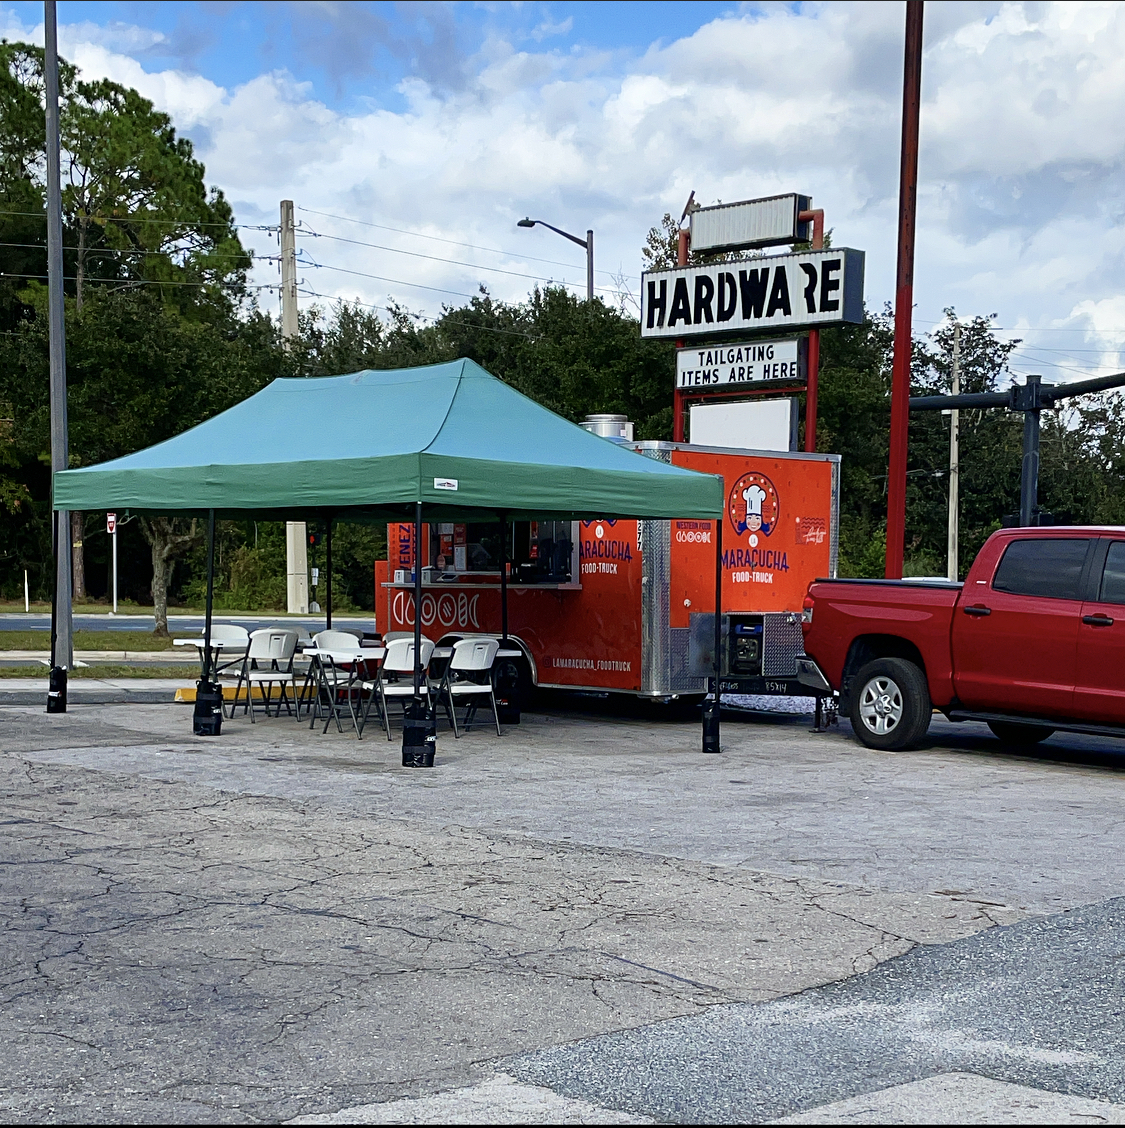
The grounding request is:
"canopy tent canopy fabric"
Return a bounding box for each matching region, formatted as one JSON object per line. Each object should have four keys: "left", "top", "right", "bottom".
{"left": 53, "top": 358, "right": 723, "bottom": 521}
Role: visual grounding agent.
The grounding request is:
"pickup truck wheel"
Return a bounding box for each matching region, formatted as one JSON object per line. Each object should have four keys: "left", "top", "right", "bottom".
{"left": 987, "top": 721, "right": 1055, "bottom": 746}
{"left": 850, "top": 658, "right": 932, "bottom": 751}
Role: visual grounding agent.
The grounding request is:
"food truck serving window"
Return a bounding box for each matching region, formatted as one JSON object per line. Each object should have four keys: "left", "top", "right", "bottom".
{"left": 429, "top": 521, "right": 573, "bottom": 583}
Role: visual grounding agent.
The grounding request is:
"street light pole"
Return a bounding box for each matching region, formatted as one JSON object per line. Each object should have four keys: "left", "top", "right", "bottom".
{"left": 517, "top": 218, "right": 594, "bottom": 300}
{"left": 44, "top": 0, "right": 72, "bottom": 713}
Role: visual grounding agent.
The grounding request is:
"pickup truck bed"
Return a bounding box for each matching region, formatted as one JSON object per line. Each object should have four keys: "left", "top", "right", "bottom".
{"left": 800, "top": 527, "right": 1125, "bottom": 750}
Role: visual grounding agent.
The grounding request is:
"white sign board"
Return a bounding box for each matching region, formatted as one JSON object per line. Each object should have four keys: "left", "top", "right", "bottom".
{"left": 641, "top": 248, "right": 864, "bottom": 339}
{"left": 106, "top": 512, "right": 116, "bottom": 535}
{"left": 690, "top": 193, "right": 810, "bottom": 253}
{"left": 689, "top": 399, "right": 796, "bottom": 453}
{"left": 677, "top": 339, "right": 802, "bottom": 389}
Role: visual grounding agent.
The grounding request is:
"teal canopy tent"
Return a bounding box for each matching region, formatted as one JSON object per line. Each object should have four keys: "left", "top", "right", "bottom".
{"left": 52, "top": 360, "right": 726, "bottom": 745}
{"left": 53, "top": 359, "right": 722, "bottom": 521}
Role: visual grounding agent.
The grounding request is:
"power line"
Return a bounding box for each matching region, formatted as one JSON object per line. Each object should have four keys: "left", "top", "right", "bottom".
{"left": 0, "top": 239, "right": 267, "bottom": 261}
{"left": 298, "top": 205, "right": 634, "bottom": 282}
{"left": 0, "top": 206, "right": 272, "bottom": 231}
{"left": 298, "top": 261, "right": 479, "bottom": 300}
{"left": 0, "top": 270, "right": 256, "bottom": 288}
{"left": 298, "top": 227, "right": 622, "bottom": 296}
{"left": 296, "top": 287, "right": 538, "bottom": 340}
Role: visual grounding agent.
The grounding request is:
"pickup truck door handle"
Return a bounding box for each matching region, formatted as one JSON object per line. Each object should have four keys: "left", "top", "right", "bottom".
{"left": 963, "top": 605, "right": 992, "bottom": 617}
{"left": 1082, "top": 614, "right": 1115, "bottom": 626}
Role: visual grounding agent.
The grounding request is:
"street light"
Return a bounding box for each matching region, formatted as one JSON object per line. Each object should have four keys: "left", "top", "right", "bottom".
{"left": 517, "top": 217, "right": 594, "bottom": 301}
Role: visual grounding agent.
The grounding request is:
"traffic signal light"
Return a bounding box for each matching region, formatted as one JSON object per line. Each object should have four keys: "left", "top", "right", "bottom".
{"left": 308, "top": 531, "right": 321, "bottom": 548}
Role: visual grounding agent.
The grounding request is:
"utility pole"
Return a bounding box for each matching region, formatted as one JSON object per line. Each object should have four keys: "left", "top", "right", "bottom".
{"left": 947, "top": 321, "right": 960, "bottom": 582}
{"left": 585, "top": 229, "right": 594, "bottom": 301}
{"left": 885, "top": 0, "right": 924, "bottom": 578}
{"left": 280, "top": 200, "right": 309, "bottom": 616}
{"left": 45, "top": 0, "right": 72, "bottom": 711}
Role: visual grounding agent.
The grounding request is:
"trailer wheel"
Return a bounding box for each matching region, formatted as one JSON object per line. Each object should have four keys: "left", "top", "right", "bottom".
{"left": 849, "top": 658, "right": 931, "bottom": 751}
{"left": 987, "top": 721, "right": 1054, "bottom": 746}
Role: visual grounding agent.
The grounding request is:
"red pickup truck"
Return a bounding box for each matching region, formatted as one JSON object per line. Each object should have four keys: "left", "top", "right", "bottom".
{"left": 798, "top": 527, "right": 1125, "bottom": 750}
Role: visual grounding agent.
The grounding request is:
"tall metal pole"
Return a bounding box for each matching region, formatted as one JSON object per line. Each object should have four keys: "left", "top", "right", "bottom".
{"left": 500, "top": 514, "right": 509, "bottom": 641}
{"left": 673, "top": 229, "right": 690, "bottom": 443}
{"left": 1020, "top": 375, "right": 1042, "bottom": 528}
{"left": 885, "top": 0, "right": 924, "bottom": 579}
{"left": 111, "top": 524, "right": 118, "bottom": 614}
{"left": 413, "top": 503, "right": 423, "bottom": 700}
{"left": 947, "top": 321, "right": 961, "bottom": 581}
{"left": 45, "top": 0, "right": 72, "bottom": 707}
{"left": 325, "top": 513, "right": 333, "bottom": 630}
{"left": 201, "top": 509, "right": 216, "bottom": 683}
{"left": 800, "top": 209, "right": 825, "bottom": 453}
{"left": 281, "top": 199, "right": 309, "bottom": 617}
{"left": 586, "top": 230, "right": 594, "bottom": 301}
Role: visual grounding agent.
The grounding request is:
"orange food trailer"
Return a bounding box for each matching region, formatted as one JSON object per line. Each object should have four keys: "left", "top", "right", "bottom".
{"left": 375, "top": 439, "right": 839, "bottom": 701}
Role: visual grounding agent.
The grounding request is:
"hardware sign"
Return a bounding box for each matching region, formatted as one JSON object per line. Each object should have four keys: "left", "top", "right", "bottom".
{"left": 676, "top": 338, "right": 804, "bottom": 389}
{"left": 641, "top": 248, "right": 864, "bottom": 339}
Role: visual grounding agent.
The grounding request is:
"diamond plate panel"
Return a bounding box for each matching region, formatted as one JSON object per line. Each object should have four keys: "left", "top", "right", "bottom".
{"left": 762, "top": 612, "right": 803, "bottom": 678}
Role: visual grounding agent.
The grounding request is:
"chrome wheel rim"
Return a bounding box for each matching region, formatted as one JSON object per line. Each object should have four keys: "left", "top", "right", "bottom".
{"left": 858, "top": 676, "right": 904, "bottom": 735}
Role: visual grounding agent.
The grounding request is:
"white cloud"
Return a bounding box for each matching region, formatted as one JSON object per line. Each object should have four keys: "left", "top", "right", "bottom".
{"left": 9, "top": 1, "right": 1125, "bottom": 380}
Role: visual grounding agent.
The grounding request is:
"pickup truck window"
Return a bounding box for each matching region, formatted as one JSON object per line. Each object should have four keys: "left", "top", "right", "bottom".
{"left": 992, "top": 537, "right": 1090, "bottom": 600}
{"left": 1099, "top": 541, "right": 1125, "bottom": 604}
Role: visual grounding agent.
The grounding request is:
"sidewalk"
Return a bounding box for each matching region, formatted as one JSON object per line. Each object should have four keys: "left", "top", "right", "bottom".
{"left": 0, "top": 677, "right": 191, "bottom": 704}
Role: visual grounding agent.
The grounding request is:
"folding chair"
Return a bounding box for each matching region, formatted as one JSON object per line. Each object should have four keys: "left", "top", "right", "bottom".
{"left": 438, "top": 636, "right": 501, "bottom": 737}
{"left": 234, "top": 629, "right": 299, "bottom": 721}
{"left": 309, "top": 630, "right": 368, "bottom": 734}
{"left": 368, "top": 637, "right": 435, "bottom": 740}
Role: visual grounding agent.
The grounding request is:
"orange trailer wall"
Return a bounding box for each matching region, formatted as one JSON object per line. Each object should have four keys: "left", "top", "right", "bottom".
{"left": 668, "top": 449, "right": 834, "bottom": 628}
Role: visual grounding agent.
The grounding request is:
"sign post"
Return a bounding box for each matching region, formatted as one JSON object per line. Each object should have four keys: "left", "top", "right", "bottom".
{"left": 107, "top": 513, "right": 117, "bottom": 614}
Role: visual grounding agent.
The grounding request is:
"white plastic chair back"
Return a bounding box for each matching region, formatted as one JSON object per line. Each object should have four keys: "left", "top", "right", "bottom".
{"left": 451, "top": 637, "right": 499, "bottom": 672}
{"left": 383, "top": 636, "right": 435, "bottom": 674}
{"left": 315, "top": 630, "right": 364, "bottom": 653}
{"left": 248, "top": 628, "right": 297, "bottom": 665}
{"left": 207, "top": 624, "right": 249, "bottom": 647}
{"left": 382, "top": 631, "right": 414, "bottom": 643}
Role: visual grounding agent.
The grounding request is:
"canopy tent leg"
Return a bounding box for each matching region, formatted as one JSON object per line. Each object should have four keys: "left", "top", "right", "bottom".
{"left": 193, "top": 509, "right": 223, "bottom": 736}
{"left": 325, "top": 513, "right": 333, "bottom": 629}
{"left": 500, "top": 512, "right": 508, "bottom": 642}
{"left": 402, "top": 501, "right": 435, "bottom": 767}
{"left": 702, "top": 514, "right": 722, "bottom": 754}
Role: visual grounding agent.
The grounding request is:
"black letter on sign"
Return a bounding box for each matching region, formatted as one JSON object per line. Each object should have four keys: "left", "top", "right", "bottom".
{"left": 819, "top": 258, "right": 841, "bottom": 312}
{"left": 717, "top": 272, "right": 737, "bottom": 322}
{"left": 646, "top": 279, "right": 667, "bottom": 329}
{"left": 766, "top": 266, "right": 792, "bottom": 318}
{"left": 694, "top": 275, "right": 715, "bottom": 324}
{"left": 738, "top": 268, "right": 769, "bottom": 319}
{"left": 668, "top": 278, "right": 692, "bottom": 328}
{"left": 800, "top": 263, "right": 817, "bottom": 313}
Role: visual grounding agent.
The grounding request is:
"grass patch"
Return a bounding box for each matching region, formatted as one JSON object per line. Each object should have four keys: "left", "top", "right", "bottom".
{"left": 0, "top": 630, "right": 175, "bottom": 651}
{"left": 0, "top": 665, "right": 195, "bottom": 679}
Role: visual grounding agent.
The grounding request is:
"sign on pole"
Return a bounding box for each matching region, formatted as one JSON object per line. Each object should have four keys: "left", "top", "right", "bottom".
{"left": 106, "top": 512, "right": 116, "bottom": 535}
{"left": 689, "top": 193, "right": 811, "bottom": 253}
{"left": 641, "top": 248, "right": 864, "bottom": 339}
{"left": 677, "top": 338, "right": 805, "bottom": 390}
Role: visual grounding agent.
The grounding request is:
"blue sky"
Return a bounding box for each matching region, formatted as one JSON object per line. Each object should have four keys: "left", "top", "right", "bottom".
{"left": 4, "top": 2, "right": 1125, "bottom": 383}
{"left": 10, "top": 1, "right": 738, "bottom": 111}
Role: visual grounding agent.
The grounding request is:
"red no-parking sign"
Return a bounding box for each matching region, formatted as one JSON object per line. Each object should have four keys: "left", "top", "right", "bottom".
{"left": 106, "top": 512, "right": 116, "bottom": 535}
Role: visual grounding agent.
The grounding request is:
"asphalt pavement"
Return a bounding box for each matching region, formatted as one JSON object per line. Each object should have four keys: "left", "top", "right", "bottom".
{"left": 508, "top": 898, "right": 1125, "bottom": 1122}
{"left": 3, "top": 698, "right": 1125, "bottom": 1122}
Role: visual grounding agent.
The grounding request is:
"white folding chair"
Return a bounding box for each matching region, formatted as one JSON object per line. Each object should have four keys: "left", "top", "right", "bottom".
{"left": 372, "top": 637, "right": 435, "bottom": 740}
{"left": 439, "top": 637, "right": 501, "bottom": 738}
{"left": 235, "top": 629, "right": 299, "bottom": 722}
{"left": 309, "top": 630, "right": 369, "bottom": 733}
{"left": 196, "top": 624, "right": 249, "bottom": 716}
